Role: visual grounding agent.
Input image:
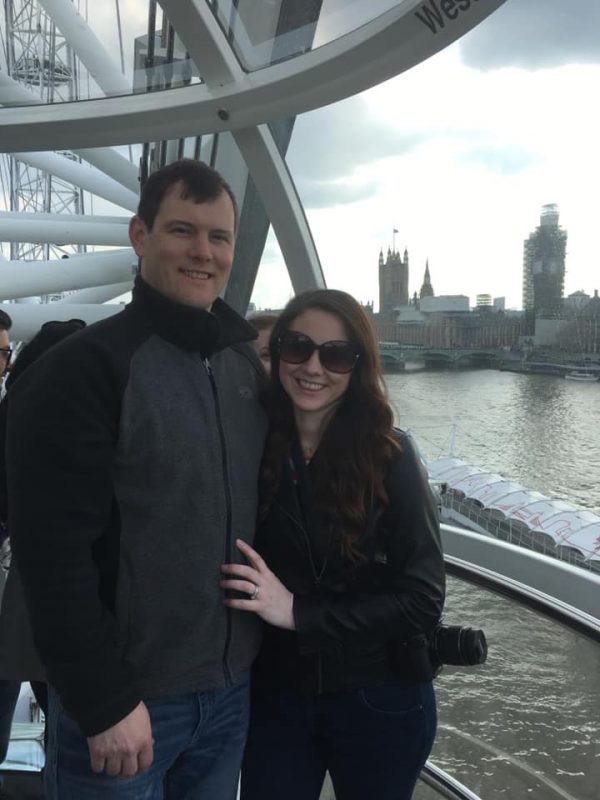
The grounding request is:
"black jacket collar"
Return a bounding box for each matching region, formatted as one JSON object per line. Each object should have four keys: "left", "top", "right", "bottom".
{"left": 126, "top": 276, "right": 257, "bottom": 357}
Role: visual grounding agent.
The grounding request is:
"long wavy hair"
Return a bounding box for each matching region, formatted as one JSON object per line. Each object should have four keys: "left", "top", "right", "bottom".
{"left": 260, "top": 289, "right": 400, "bottom": 561}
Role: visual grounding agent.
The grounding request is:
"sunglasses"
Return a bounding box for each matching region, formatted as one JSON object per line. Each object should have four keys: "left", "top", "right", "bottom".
{"left": 278, "top": 332, "right": 360, "bottom": 374}
{"left": 0, "top": 347, "right": 12, "bottom": 364}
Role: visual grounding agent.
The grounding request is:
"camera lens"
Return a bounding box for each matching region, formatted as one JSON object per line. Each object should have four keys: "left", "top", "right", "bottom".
{"left": 433, "top": 625, "right": 488, "bottom": 666}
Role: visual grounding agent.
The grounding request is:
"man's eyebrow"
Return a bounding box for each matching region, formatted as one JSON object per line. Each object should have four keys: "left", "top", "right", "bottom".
{"left": 164, "top": 218, "right": 194, "bottom": 228}
{"left": 163, "top": 219, "right": 233, "bottom": 237}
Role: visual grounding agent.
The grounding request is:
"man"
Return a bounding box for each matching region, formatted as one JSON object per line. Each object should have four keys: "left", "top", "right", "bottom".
{"left": 7, "top": 160, "right": 267, "bottom": 799}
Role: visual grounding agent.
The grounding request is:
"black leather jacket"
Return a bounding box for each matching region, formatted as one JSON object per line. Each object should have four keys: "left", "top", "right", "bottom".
{"left": 252, "top": 432, "right": 445, "bottom": 694}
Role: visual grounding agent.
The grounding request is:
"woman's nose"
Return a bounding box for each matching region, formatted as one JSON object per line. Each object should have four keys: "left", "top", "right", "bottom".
{"left": 303, "top": 349, "right": 323, "bottom": 372}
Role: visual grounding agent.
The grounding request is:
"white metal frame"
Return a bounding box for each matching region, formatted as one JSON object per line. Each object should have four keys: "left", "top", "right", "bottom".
{"left": 0, "top": 0, "right": 507, "bottom": 324}
{"left": 0, "top": 1, "right": 507, "bottom": 152}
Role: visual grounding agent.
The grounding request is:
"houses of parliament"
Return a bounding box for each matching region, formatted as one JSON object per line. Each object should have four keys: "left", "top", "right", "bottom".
{"left": 374, "top": 241, "right": 520, "bottom": 350}
{"left": 374, "top": 213, "right": 599, "bottom": 355}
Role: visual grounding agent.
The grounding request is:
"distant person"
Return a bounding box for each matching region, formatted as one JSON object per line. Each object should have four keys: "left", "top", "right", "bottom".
{"left": 0, "top": 319, "right": 86, "bottom": 787}
{"left": 0, "top": 308, "right": 14, "bottom": 791}
{"left": 0, "top": 310, "right": 12, "bottom": 392}
{"left": 7, "top": 159, "right": 267, "bottom": 800}
{"left": 221, "top": 289, "right": 445, "bottom": 800}
{"left": 248, "top": 313, "right": 279, "bottom": 375}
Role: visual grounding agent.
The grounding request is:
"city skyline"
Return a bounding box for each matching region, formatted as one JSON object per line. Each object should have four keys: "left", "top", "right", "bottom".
{"left": 251, "top": 0, "right": 600, "bottom": 312}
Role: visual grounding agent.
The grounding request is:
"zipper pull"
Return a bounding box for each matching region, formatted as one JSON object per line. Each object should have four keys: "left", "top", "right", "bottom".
{"left": 203, "top": 357, "right": 213, "bottom": 377}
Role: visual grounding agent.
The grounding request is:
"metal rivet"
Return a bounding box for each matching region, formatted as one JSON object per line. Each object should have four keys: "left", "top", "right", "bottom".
{"left": 217, "top": 108, "right": 230, "bottom": 121}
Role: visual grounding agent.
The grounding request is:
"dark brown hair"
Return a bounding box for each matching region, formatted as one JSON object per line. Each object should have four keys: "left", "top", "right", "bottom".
{"left": 260, "top": 289, "right": 400, "bottom": 560}
{"left": 0, "top": 310, "right": 12, "bottom": 332}
{"left": 248, "top": 312, "right": 279, "bottom": 332}
{"left": 137, "top": 159, "right": 238, "bottom": 232}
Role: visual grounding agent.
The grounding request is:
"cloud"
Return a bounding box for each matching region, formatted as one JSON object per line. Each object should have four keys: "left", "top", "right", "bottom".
{"left": 293, "top": 176, "right": 381, "bottom": 210}
{"left": 461, "top": 145, "right": 541, "bottom": 175}
{"left": 285, "top": 96, "right": 422, "bottom": 208}
{"left": 460, "top": 0, "right": 600, "bottom": 70}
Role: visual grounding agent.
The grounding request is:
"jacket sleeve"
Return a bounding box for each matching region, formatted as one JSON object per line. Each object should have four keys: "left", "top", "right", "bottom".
{"left": 7, "top": 337, "right": 141, "bottom": 736}
{"left": 293, "top": 436, "right": 446, "bottom": 653}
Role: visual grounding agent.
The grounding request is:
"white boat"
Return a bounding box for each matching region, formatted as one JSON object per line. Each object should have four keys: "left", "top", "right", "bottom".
{"left": 565, "top": 370, "right": 599, "bottom": 381}
{"left": 427, "top": 455, "right": 600, "bottom": 573}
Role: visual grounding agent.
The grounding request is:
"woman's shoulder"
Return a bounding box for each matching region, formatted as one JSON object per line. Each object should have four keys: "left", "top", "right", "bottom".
{"left": 390, "top": 427, "right": 416, "bottom": 459}
{"left": 387, "top": 429, "right": 428, "bottom": 480}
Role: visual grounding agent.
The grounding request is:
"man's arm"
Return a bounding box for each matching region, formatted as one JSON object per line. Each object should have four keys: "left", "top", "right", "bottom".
{"left": 7, "top": 335, "right": 142, "bottom": 738}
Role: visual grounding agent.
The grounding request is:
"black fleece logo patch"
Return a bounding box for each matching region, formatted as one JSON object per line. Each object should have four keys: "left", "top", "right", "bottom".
{"left": 238, "top": 386, "right": 254, "bottom": 399}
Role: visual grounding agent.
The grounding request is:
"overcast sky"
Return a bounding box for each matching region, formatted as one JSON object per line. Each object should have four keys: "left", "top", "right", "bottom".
{"left": 252, "top": 0, "right": 600, "bottom": 311}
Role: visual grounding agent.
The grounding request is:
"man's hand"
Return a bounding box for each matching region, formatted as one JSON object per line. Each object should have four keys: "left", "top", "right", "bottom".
{"left": 87, "top": 701, "right": 154, "bottom": 779}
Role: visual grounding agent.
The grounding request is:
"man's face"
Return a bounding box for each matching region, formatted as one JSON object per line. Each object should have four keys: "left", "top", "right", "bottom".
{"left": 0, "top": 329, "right": 10, "bottom": 376}
{"left": 252, "top": 327, "right": 273, "bottom": 375}
{"left": 129, "top": 183, "right": 236, "bottom": 310}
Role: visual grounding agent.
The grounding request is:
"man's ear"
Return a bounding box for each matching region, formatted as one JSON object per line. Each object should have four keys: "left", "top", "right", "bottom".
{"left": 129, "top": 215, "right": 147, "bottom": 256}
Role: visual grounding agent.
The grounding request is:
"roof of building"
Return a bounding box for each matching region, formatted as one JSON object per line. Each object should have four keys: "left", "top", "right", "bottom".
{"left": 428, "top": 457, "right": 600, "bottom": 563}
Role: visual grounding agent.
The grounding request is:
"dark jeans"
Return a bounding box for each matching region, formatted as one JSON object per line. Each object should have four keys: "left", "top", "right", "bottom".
{"left": 241, "top": 680, "right": 436, "bottom": 800}
{"left": 44, "top": 679, "right": 250, "bottom": 800}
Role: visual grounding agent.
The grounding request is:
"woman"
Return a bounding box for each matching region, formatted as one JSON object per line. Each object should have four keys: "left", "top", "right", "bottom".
{"left": 221, "top": 289, "right": 445, "bottom": 800}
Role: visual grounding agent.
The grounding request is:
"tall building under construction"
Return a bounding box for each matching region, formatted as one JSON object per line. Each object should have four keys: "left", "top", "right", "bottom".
{"left": 522, "top": 204, "right": 567, "bottom": 315}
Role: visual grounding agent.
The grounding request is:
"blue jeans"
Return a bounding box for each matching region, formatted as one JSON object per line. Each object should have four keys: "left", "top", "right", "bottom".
{"left": 44, "top": 679, "right": 250, "bottom": 800}
{"left": 241, "top": 680, "right": 436, "bottom": 800}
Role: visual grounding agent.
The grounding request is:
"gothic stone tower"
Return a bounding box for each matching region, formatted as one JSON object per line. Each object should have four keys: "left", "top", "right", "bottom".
{"left": 420, "top": 259, "right": 434, "bottom": 299}
{"left": 379, "top": 246, "right": 409, "bottom": 313}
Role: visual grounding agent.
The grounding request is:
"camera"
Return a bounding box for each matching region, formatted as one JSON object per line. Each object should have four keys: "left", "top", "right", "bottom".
{"left": 431, "top": 624, "right": 488, "bottom": 668}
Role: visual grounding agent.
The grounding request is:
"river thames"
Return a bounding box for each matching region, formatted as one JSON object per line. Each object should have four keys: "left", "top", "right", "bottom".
{"left": 385, "top": 367, "right": 600, "bottom": 514}
{"left": 383, "top": 367, "right": 599, "bottom": 800}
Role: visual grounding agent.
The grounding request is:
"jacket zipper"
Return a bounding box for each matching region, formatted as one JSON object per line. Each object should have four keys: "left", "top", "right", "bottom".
{"left": 204, "top": 357, "right": 234, "bottom": 686}
{"left": 274, "top": 500, "right": 325, "bottom": 693}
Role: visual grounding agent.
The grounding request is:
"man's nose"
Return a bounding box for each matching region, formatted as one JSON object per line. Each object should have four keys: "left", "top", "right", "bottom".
{"left": 189, "top": 233, "right": 211, "bottom": 260}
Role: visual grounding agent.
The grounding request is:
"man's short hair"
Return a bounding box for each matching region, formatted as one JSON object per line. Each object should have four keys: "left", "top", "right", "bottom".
{"left": 0, "top": 309, "right": 12, "bottom": 332}
{"left": 137, "top": 159, "right": 239, "bottom": 233}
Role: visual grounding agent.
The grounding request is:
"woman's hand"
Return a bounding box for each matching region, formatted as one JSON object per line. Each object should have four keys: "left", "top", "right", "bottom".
{"left": 221, "top": 539, "right": 295, "bottom": 630}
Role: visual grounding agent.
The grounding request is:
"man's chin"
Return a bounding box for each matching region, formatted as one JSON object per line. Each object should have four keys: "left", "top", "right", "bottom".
{"left": 167, "top": 288, "right": 215, "bottom": 312}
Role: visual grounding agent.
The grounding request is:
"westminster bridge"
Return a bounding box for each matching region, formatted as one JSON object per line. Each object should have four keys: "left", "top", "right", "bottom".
{"left": 377, "top": 344, "right": 510, "bottom": 371}
{"left": 377, "top": 344, "right": 600, "bottom": 377}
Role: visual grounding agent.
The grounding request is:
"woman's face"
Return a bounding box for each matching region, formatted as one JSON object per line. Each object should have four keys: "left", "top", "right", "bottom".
{"left": 278, "top": 309, "right": 353, "bottom": 425}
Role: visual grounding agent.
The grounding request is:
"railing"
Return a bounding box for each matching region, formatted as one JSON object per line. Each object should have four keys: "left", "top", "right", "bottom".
{"left": 419, "top": 763, "right": 483, "bottom": 799}
{"left": 423, "top": 524, "right": 600, "bottom": 799}
{"left": 440, "top": 523, "right": 600, "bottom": 632}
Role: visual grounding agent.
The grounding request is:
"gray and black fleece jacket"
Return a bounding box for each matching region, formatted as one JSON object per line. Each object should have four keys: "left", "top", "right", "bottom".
{"left": 7, "top": 277, "right": 267, "bottom": 736}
